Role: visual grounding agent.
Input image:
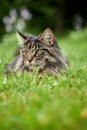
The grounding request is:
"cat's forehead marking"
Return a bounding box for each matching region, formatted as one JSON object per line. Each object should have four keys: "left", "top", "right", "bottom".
{"left": 26, "top": 36, "right": 43, "bottom": 49}
{"left": 29, "top": 36, "right": 37, "bottom": 42}
{"left": 25, "top": 35, "right": 50, "bottom": 51}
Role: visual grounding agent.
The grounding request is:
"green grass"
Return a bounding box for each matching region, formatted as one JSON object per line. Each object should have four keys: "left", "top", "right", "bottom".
{"left": 0, "top": 29, "right": 87, "bottom": 130}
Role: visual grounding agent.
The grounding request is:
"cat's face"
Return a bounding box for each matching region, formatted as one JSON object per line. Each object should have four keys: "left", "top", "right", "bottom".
{"left": 20, "top": 35, "right": 57, "bottom": 70}
{"left": 16, "top": 28, "right": 66, "bottom": 74}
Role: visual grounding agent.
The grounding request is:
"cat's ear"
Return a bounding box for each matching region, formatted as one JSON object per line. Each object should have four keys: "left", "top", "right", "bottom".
{"left": 38, "top": 28, "right": 54, "bottom": 45}
{"left": 15, "top": 28, "right": 28, "bottom": 46}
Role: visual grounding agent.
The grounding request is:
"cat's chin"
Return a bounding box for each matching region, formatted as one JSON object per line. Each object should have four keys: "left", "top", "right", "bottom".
{"left": 26, "top": 61, "right": 45, "bottom": 71}
{"left": 31, "top": 60, "right": 45, "bottom": 68}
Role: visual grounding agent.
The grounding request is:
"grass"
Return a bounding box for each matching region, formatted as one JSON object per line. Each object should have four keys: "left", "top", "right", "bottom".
{"left": 0, "top": 29, "right": 87, "bottom": 130}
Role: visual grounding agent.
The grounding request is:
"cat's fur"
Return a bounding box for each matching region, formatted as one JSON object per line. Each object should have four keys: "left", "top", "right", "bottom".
{"left": 4, "top": 28, "right": 69, "bottom": 76}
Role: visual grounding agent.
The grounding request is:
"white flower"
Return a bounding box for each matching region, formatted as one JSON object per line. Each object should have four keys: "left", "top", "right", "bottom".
{"left": 2, "top": 16, "right": 10, "bottom": 25}
{"left": 20, "top": 7, "right": 32, "bottom": 20}
{"left": 5, "top": 25, "right": 12, "bottom": 32}
{"left": 9, "top": 9, "right": 17, "bottom": 18}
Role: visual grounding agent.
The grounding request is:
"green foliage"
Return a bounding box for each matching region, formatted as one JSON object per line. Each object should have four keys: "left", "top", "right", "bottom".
{"left": 0, "top": 0, "right": 65, "bottom": 36}
{"left": 0, "top": 0, "right": 87, "bottom": 36}
{"left": 0, "top": 29, "right": 87, "bottom": 130}
{"left": 0, "top": 1, "right": 11, "bottom": 35}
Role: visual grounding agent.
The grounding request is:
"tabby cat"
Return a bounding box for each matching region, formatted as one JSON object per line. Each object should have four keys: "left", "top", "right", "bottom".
{"left": 4, "top": 28, "right": 68, "bottom": 76}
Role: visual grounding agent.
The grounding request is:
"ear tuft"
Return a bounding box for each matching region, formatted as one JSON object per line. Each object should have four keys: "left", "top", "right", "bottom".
{"left": 39, "top": 28, "right": 54, "bottom": 45}
{"left": 15, "top": 28, "right": 28, "bottom": 46}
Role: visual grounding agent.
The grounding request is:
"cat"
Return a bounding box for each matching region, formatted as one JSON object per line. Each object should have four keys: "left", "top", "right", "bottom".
{"left": 4, "top": 28, "right": 69, "bottom": 76}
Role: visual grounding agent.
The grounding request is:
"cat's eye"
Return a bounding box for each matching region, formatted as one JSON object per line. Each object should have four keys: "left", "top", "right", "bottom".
{"left": 25, "top": 50, "right": 28, "bottom": 53}
{"left": 36, "top": 50, "right": 42, "bottom": 54}
{"left": 22, "top": 50, "right": 25, "bottom": 53}
{"left": 22, "top": 50, "right": 28, "bottom": 53}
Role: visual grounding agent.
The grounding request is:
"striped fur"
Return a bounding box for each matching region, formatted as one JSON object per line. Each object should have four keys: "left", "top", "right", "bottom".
{"left": 4, "top": 28, "right": 69, "bottom": 76}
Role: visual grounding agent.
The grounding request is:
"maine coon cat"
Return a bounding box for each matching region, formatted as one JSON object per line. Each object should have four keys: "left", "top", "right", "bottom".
{"left": 4, "top": 28, "right": 68, "bottom": 76}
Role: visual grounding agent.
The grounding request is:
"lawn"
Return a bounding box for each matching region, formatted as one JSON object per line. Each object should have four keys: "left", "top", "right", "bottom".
{"left": 0, "top": 29, "right": 87, "bottom": 130}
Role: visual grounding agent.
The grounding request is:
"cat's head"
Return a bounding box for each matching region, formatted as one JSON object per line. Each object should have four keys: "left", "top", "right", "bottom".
{"left": 15, "top": 28, "right": 65, "bottom": 73}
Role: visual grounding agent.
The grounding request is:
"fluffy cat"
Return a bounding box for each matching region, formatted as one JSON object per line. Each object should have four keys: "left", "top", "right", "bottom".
{"left": 4, "top": 28, "right": 69, "bottom": 76}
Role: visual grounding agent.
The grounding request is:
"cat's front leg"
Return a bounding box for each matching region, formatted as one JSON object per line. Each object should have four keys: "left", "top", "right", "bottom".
{"left": 4, "top": 56, "right": 24, "bottom": 74}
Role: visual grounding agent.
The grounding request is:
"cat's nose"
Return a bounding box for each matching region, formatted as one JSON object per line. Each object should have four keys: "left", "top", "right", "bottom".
{"left": 28, "top": 55, "right": 33, "bottom": 63}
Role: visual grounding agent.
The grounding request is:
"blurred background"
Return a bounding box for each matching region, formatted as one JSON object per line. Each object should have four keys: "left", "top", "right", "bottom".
{"left": 0, "top": 0, "right": 87, "bottom": 36}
